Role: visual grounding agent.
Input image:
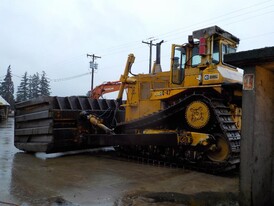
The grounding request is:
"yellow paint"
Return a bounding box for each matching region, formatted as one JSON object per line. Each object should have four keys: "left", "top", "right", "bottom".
{"left": 185, "top": 101, "right": 210, "bottom": 129}
{"left": 230, "top": 104, "right": 242, "bottom": 129}
{"left": 125, "top": 72, "right": 170, "bottom": 121}
{"left": 143, "top": 129, "right": 175, "bottom": 134}
{"left": 207, "top": 136, "right": 230, "bottom": 161}
{"left": 202, "top": 66, "right": 224, "bottom": 85}
{"left": 188, "top": 132, "right": 210, "bottom": 146}
{"left": 122, "top": 26, "right": 243, "bottom": 124}
{"left": 150, "top": 88, "right": 185, "bottom": 100}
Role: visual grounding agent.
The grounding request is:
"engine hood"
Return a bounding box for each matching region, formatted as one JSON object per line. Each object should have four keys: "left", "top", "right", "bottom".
{"left": 217, "top": 66, "right": 243, "bottom": 84}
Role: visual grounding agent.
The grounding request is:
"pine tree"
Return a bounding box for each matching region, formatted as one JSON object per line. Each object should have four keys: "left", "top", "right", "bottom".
{"left": 16, "top": 72, "right": 29, "bottom": 102}
{"left": 0, "top": 65, "right": 15, "bottom": 109}
{"left": 28, "top": 74, "right": 33, "bottom": 99}
{"left": 40, "top": 71, "right": 51, "bottom": 96}
{"left": 29, "top": 73, "right": 40, "bottom": 98}
{"left": 15, "top": 71, "right": 51, "bottom": 101}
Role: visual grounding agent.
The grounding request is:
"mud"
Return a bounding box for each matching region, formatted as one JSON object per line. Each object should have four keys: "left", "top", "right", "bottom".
{"left": 116, "top": 191, "right": 238, "bottom": 206}
{"left": 0, "top": 118, "right": 239, "bottom": 206}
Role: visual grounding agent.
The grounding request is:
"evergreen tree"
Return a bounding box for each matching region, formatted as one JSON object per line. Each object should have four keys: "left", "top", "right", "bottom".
{"left": 28, "top": 74, "right": 33, "bottom": 99}
{"left": 0, "top": 65, "right": 15, "bottom": 109}
{"left": 15, "top": 70, "right": 51, "bottom": 101}
{"left": 40, "top": 71, "right": 51, "bottom": 96}
{"left": 16, "top": 72, "right": 29, "bottom": 102}
{"left": 30, "top": 73, "right": 40, "bottom": 98}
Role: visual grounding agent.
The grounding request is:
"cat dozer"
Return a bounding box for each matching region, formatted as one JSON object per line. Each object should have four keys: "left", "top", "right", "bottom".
{"left": 15, "top": 26, "right": 242, "bottom": 173}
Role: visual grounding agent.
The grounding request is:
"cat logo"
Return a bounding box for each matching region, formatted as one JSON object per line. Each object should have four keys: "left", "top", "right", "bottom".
{"left": 204, "top": 74, "right": 219, "bottom": 81}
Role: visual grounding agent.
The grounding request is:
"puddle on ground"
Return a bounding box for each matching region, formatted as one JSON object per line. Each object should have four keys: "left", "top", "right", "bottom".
{"left": 0, "top": 118, "right": 239, "bottom": 206}
{"left": 116, "top": 191, "right": 239, "bottom": 206}
{"left": 35, "top": 147, "right": 115, "bottom": 160}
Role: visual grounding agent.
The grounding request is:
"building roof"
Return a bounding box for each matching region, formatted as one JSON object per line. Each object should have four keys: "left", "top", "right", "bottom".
{"left": 224, "top": 46, "right": 274, "bottom": 71}
{"left": 0, "top": 96, "right": 10, "bottom": 106}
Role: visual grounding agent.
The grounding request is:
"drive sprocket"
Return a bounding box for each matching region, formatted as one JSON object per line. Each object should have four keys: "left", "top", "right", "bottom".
{"left": 185, "top": 101, "right": 210, "bottom": 129}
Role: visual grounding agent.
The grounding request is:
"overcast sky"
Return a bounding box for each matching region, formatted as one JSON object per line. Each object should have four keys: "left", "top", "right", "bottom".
{"left": 1, "top": 0, "right": 274, "bottom": 97}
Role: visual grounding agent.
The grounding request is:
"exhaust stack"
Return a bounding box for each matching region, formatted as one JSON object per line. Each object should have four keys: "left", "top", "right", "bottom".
{"left": 152, "top": 40, "right": 164, "bottom": 74}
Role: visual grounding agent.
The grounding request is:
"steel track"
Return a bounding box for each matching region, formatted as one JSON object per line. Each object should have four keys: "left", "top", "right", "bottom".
{"left": 115, "top": 93, "right": 241, "bottom": 173}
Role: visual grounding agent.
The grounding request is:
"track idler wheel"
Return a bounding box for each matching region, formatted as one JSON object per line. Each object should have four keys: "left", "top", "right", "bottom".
{"left": 185, "top": 100, "right": 210, "bottom": 129}
{"left": 207, "top": 134, "right": 230, "bottom": 162}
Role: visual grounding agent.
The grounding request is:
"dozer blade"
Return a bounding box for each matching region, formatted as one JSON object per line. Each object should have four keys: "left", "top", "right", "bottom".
{"left": 14, "top": 96, "right": 124, "bottom": 153}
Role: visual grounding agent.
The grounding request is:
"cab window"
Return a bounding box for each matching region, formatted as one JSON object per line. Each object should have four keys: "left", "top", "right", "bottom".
{"left": 222, "top": 44, "right": 236, "bottom": 62}
{"left": 212, "top": 40, "right": 220, "bottom": 63}
{"left": 191, "top": 45, "right": 202, "bottom": 67}
{"left": 172, "top": 46, "right": 186, "bottom": 84}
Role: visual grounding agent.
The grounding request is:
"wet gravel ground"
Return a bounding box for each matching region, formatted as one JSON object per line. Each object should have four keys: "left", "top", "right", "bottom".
{"left": 0, "top": 118, "right": 239, "bottom": 206}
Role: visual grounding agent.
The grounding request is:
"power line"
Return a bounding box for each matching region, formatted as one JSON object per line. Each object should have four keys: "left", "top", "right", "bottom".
{"left": 163, "top": 9, "right": 274, "bottom": 44}
{"left": 241, "top": 31, "right": 274, "bottom": 41}
{"left": 152, "top": 0, "right": 274, "bottom": 40}
{"left": 102, "top": 0, "right": 274, "bottom": 56}
{"left": 6, "top": 1, "right": 274, "bottom": 84}
{"left": 31, "top": 0, "right": 274, "bottom": 74}
{"left": 9, "top": 24, "right": 274, "bottom": 84}
{"left": 50, "top": 72, "right": 91, "bottom": 82}
{"left": 223, "top": 10, "right": 274, "bottom": 27}
{"left": 94, "top": 3, "right": 274, "bottom": 63}
{"left": 9, "top": 21, "right": 274, "bottom": 84}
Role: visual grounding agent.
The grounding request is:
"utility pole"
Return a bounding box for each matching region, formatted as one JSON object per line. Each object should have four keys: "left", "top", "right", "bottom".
{"left": 87, "top": 54, "right": 101, "bottom": 92}
{"left": 142, "top": 38, "right": 156, "bottom": 74}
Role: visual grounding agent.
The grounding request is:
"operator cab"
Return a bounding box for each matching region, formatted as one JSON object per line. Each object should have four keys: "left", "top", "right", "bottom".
{"left": 171, "top": 26, "right": 240, "bottom": 86}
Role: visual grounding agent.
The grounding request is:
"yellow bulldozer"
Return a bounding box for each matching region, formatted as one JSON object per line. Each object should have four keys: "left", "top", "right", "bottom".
{"left": 14, "top": 26, "right": 242, "bottom": 173}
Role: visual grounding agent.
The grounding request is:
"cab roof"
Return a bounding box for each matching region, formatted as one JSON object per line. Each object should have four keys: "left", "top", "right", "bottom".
{"left": 192, "top": 25, "right": 240, "bottom": 44}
